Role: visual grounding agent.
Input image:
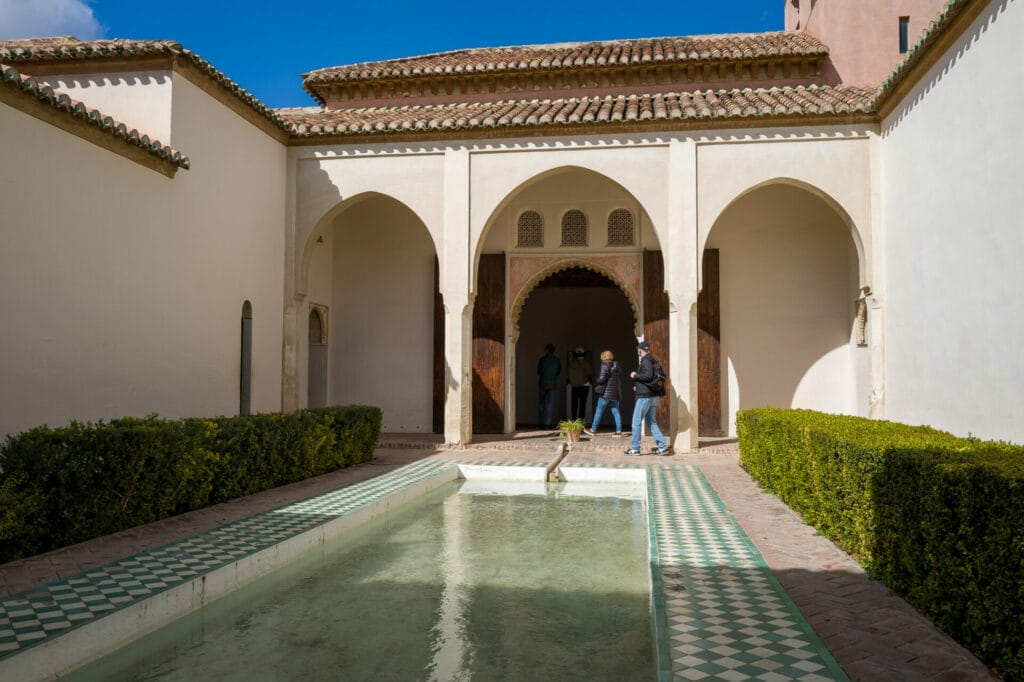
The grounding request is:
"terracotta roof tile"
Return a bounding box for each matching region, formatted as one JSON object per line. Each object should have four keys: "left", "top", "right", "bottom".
{"left": 304, "top": 31, "right": 829, "bottom": 84}
{"left": 0, "top": 63, "right": 189, "bottom": 169}
{"left": 0, "top": 37, "right": 292, "bottom": 134}
{"left": 279, "top": 85, "right": 876, "bottom": 139}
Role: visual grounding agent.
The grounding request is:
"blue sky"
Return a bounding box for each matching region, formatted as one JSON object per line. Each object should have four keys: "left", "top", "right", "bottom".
{"left": 1, "top": 1, "right": 783, "bottom": 107}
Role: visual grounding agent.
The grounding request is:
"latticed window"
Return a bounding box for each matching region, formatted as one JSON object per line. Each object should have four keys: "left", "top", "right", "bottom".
{"left": 517, "top": 210, "right": 544, "bottom": 247}
{"left": 561, "top": 209, "right": 588, "bottom": 246}
{"left": 607, "top": 209, "right": 635, "bottom": 246}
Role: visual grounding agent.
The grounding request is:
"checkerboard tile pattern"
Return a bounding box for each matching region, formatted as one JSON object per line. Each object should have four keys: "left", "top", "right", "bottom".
{"left": 648, "top": 466, "right": 848, "bottom": 681}
{"left": 0, "top": 458, "right": 452, "bottom": 660}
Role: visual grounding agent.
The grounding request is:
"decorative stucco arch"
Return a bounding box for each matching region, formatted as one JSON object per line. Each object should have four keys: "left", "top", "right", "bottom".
{"left": 470, "top": 160, "right": 666, "bottom": 294}
{"left": 700, "top": 177, "right": 869, "bottom": 289}
{"left": 508, "top": 257, "right": 642, "bottom": 342}
{"left": 297, "top": 190, "right": 437, "bottom": 297}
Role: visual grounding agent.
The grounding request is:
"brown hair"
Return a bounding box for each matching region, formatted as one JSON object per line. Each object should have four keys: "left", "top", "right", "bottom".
{"left": 600, "top": 350, "right": 614, "bottom": 361}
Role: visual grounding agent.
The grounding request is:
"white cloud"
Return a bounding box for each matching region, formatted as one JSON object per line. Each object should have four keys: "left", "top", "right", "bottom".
{"left": 0, "top": 0, "right": 104, "bottom": 40}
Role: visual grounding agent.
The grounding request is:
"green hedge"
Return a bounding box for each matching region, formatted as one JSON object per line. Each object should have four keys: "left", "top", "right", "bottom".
{"left": 737, "top": 408, "right": 1024, "bottom": 680}
{"left": 0, "top": 406, "right": 382, "bottom": 564}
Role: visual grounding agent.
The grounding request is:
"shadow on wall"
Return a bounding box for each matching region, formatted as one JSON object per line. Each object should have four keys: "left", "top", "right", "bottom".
{"left": 708, "top": 184, "right": 861, "bottom": 434}
{"left": 301, "top": 175, "right": 438, "bottom": 432}
{"left": 472, "top": 366, "right": 503, "bottom": 433}
{"left": 882, "top": 0, "right": 1014, "bottom": 135}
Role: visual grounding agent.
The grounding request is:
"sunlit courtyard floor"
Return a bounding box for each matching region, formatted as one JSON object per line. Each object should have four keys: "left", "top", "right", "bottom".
{"left": 0, "top": 437, "right": 994, "bottom": 680}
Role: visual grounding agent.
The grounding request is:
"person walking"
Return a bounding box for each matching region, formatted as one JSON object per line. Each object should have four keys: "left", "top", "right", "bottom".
{"left": 625, "top": 340, "right": 670, "bottom": 455}
{"left": 567, "top": 346, "right": 593, "bottom": 421}
{"left": 585, "top": 350, "right": 623, "bottom": 437}
{"left": 537, "top": 343, "right": 561, "bottom": 427}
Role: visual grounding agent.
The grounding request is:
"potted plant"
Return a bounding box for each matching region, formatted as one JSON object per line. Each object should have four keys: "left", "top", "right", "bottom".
{"left": 558, "top": 418, "right": 585, "bottom": 443}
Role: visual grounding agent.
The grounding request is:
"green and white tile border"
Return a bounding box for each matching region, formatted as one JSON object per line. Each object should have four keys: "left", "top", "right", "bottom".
{"left": 1, "top": 457, "right": 847, "bottom": 681}
{"left": 648, "top": 466, "right": 848, "bottom": 681}
{"left": 0, "top": 458, "right": 458, "bottom": 681}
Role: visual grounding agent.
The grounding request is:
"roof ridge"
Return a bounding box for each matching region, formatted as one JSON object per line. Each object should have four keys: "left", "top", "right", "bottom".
{"left": 302, "top": 30, "right": 811, "bottom": 76}
{"left": 0, "top": 63, "right": 190, "bottom": 169}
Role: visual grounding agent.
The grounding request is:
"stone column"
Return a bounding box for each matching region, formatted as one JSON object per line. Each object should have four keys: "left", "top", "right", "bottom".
{"left": 442, "top": 149, "right": 473, "bottom": 445}
{"left": 281, "top": 155, "right": 300, "bottom": 413}
{"left": 867, "top": 132, "right": 886, "bottom": 419}
{"left": 666, "top": 139, "right": 700, "bottom": 451}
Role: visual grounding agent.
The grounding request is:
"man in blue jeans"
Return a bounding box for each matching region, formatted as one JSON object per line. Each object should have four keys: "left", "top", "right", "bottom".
{"left": 625, "top": 340, "right": 670, "bottom": 455}
{"left": 537, "top": 343, "right": 561, "bottom": 427}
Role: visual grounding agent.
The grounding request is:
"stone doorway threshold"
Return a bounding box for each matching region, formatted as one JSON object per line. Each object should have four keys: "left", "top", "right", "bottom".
{"left": 380, "top": 430, "right": 739, "bottom": 453}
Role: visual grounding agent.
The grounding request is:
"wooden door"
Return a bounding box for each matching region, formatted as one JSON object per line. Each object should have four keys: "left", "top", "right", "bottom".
{"left": 698, "top": 249, "right": 722, "bottom": 435}
{"left": 472, "top": 254, "right": 505, "bottom": 433}
{"left": 643, "top": 250, "right": 670, "bottom": 431}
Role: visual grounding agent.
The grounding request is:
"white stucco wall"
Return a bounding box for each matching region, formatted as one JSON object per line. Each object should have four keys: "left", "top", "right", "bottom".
{"left": 469, "top": 146, "right": 670, "bottom": 283}
{"left": 35, "top": 71, "right": 174, "bottom": 143}
{"left": 0, "top": 73, "right": 286, "bottom": 439}
{"left": 696, "top": 133, "right": 873, "bottom": 288}
{"left": 707, "top": 184, "right": 862, "bottom": 435}
{"left": 881, "top": 0, "right": 1024, "bottom": 442}
{"left": 326, "top": 197, "right": 436, "bottom": 432}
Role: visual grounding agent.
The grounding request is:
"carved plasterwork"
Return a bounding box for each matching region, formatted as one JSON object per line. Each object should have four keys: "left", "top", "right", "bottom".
{"left": 508, "top": 254, "right": 642, "bottom": 337}
{"left": 855, "top": 297, "right": 867, "bottom": 347}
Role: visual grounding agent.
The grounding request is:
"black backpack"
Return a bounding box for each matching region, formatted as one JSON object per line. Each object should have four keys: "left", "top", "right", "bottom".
{"left": 647, "top": 360, "right": 667, "bottom": 396}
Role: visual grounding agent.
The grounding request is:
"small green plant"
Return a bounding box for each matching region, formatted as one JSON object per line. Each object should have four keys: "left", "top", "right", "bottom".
{"left": 558, "top": 418, "right": 585, "bottom": 432}
{"left": 558, "top": 418, "right": 585, "bottom": 442}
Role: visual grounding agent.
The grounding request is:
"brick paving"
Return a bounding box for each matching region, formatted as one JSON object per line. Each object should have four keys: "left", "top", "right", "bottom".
{"left": 0, "top": 437, "right": 996, "bottom": 680}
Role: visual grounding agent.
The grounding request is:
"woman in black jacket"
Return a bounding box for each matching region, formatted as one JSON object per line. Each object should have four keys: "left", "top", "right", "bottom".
{"left": 585, "top": 350, "right": 623, "bottom": 436}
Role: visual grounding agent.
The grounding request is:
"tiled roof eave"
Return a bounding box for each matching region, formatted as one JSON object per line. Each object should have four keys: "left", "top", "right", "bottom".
{"left": 282, "top": 87, "right": 880, "bottom": 143}
{"left": 875, "top": 0, "right": 984, "bottom": 115}
{"left": 300, "top": 53, "right": 828, "bottom": 107}
{"left": 287, "top": 111, "right": 880, "bottom": 145}
{"left": 0, "top": 63, "right": 190, "bottom": 175}
{"left": 0, "top": 39, "right": 294, "bottom": 139}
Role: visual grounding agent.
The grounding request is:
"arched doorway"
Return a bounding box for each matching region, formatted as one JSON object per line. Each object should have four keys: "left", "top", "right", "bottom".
{"left": 303, "top": 193, "right": 439, "bottom": 432}
{"left": 515, "top": 266, "right": 638, "bottom": 428}
{"left": 471, "top": 166, "right": 665, "bottom": 435}
{"left": 307, "top": 308, "right": 327, "bottom": 408}
{"left": 701, "top": 182, "right": 863, "bottom": 435}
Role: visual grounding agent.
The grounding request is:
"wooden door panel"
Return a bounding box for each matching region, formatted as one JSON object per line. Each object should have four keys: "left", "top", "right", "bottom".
{"left": 473, "top": 253, "right": 505, "bottom": 434}
{"left": 643, "top": 250, "right": 670, "bottom": 431}
{"left": 698, "top": 249, "right": 722, "bottom": 435}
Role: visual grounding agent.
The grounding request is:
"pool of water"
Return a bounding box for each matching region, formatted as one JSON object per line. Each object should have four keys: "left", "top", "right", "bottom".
{"left": 69, "top": 480, "right": 653, "bottom": 681}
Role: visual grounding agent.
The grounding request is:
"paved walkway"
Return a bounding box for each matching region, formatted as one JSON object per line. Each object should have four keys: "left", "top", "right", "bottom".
{"left": 0, "top": 438, "right": 995, "bottom": 681}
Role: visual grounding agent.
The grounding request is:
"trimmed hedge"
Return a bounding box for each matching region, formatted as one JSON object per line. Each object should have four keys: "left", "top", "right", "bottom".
{"left": 0, "top": 406, "right": 382, "bottom": 564}
{"left": 737, "top": 408, "right": 1024, "bottom": 680}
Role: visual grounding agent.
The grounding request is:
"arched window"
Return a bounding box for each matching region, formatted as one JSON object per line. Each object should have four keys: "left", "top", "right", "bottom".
{"left": 517, "top": 210, "right": 544, "bottom": 247}
{"left": 240, "top": 301, "right": 253, "bottom": 416}
{"left": 561, "top": 209, "right": 588, "bottom": 247}
{"left": 607, "top": 209, "right": 635, "bottom": 246}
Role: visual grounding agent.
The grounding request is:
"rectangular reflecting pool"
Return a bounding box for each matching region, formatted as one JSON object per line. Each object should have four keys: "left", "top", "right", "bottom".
{"left": 68, "top": 480, "right": 653, "bottom": 681}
